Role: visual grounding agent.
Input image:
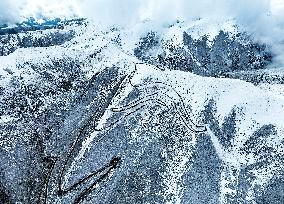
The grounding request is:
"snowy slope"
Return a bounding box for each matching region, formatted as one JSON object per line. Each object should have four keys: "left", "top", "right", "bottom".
{"left": 0, "top": 18, "right": 284, "bottom": 204}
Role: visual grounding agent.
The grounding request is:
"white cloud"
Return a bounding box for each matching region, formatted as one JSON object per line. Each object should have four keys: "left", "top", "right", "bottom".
{"left": 0, "top": 0, "right": 282, "bottom": 28}
{"left": 76, "top": 0, "right": 272, "bottom": 27}
{"left": 23, "top": 0, "right": 78, "bottom": 19}
{"left": 0, "top": 0, "right": 26, "bottom": 24}
{"left": 77, "top": 0, "right": 143, "bottom": 27}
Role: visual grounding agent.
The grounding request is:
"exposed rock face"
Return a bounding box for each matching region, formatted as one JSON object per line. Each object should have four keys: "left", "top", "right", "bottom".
{"left": 134, "top": 30, "right": 272, "bottom": 77}
{"left": 0, "top": 19, "right": 284, "bottom": 204}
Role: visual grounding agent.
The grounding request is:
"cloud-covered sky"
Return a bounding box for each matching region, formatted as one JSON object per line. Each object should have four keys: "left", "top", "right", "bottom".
{"left": 1, "top": 0, "right": 283, "bottom": 40}
{"left": 0, "top": 0, "right": 282, "bottom": 25}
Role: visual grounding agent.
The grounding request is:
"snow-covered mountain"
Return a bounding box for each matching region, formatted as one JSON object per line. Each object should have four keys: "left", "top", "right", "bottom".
{"left": 0, "top": 18, "right": 284, "bottom": 204}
